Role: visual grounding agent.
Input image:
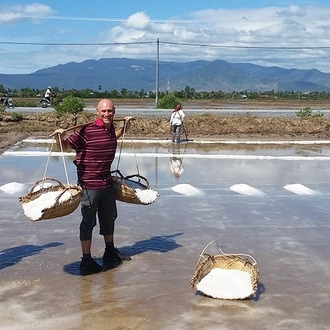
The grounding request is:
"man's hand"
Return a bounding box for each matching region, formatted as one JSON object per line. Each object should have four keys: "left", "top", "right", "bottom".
{"left": 124, "top": 116, "right": 133, "bottom": 122}
{"left": 49, "top": 128, "right": 65, "bottom": 137}
{"left": 123, "top": 116, "right": 134, "bottom": 130}
{"left": 49, "top": 128, "right": 70, "bottom": 150}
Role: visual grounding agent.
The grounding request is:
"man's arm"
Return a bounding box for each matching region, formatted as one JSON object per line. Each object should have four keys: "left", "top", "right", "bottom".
{"left": 115, "top": 116, "right": 133, "bottom": 139}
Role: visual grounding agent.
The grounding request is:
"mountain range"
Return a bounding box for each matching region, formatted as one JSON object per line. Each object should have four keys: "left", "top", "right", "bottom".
{"left": 1, "top": 57, "right": 330, "bottom": 92}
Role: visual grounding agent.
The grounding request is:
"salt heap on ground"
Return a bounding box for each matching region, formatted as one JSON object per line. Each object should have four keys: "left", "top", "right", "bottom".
{"left": 0, "top": 182, "right": 25, "bottom": 194}
{"left": 172, "top": 183, "right": 202, "bottom": 196}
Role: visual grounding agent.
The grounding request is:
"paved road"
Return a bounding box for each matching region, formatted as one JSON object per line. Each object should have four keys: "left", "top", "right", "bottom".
{"left": 7, "top": 106, "right": 330, "bottom": 118}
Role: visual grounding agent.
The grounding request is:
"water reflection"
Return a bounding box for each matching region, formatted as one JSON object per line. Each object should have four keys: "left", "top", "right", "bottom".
{"left": 2, "top": 139, "right": 330, "bottom": 329}
{"left": 169, "top": 144, "right": 184, "bottom": 181}
{"left": 77, "top": 272, "right": 151, "bottom": 329}
{"left": 2, "top": 140, "right": 330, "bottom": 195}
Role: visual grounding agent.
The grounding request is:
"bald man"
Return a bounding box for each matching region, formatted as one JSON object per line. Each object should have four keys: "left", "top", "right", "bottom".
{"left": 57, "top": 99, "right": 133, "bottom": 275}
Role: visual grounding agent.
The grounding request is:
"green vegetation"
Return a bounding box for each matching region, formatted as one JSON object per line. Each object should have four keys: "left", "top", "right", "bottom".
{"left": 53, "top": 96, "right": 85, "bottom": 117}
{"left": 14, "top": 99, "right": 40, "bottom": 107}
{"left": 296, "top": 106, "right": 324, "bottom": 118}
{"left": 2, "top": 83, "right": 330, "bottom": 103}
{"left": 157, "top": 94, "right": 181, "bottom": 109}
{"left": 10, "top": 112, "right": 24, "bottom": 122}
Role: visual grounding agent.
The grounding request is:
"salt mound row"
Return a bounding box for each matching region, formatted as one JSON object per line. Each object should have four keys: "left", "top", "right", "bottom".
{"left": 172, "top": 183, "right": 203, "bottom": 196}
{"left": 284, "top": 183, "right": 317, "bottom": 195}
{"left": 0, "top": 182, "right": 25, "bottom": 194}
{"left": 230, "top": 183, "right": 264, "bottom": 196}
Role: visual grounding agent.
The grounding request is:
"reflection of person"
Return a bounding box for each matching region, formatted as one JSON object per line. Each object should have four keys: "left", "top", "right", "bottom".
{"left": 44, "top": 86, "right": 54, "bottom": 102}
{"left": 170, "top": 103, "right": 185, "bottom": 143}
{"left": 170, "top": 157, "right": 183, "bottom": 179}
{"left": 170, "top": 156, "right": 184, "bottom": 179}
{"left": 54, "top": 99, "right": 133, "bottom": 276}
{"left": 169, "top": 144, "right": 184, "bottom": 179}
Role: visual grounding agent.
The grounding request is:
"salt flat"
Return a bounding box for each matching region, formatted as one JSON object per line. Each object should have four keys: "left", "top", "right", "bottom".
{"left": 1, "top": 139, "right": 330, "bottom": 330}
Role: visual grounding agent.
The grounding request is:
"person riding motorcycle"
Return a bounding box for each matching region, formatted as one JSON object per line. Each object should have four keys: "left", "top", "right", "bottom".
{"left": 44, "top": 86, "right": 55, "bottom": 103}
{"left": 40, "top": 86, "right": 58, "bottom": 108}
{"left": 0, "top": 92, "right": 14, "bottom": 108}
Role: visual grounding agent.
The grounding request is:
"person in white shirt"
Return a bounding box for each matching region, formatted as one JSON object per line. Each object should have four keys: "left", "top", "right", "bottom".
{"left": 170, "top": 103, "right": 185, "bottom": 143}
{"left": 44, "top": 86, "right": 54, "bottom": 102}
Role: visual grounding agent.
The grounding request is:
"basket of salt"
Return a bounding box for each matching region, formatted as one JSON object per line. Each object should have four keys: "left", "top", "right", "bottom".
{"left": 190, "top": 240, "right": 259, "bottom": 300}
{"left": 19, "top": 177, "right": 83, "bottom": 221}
{"left": 111, "top": 170, "right": 159, "bottom": 205}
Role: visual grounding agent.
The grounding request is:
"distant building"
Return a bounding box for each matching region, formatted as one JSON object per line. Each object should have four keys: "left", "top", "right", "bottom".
{"left": 259, "top": 94, "right": 268, "bottom": 99}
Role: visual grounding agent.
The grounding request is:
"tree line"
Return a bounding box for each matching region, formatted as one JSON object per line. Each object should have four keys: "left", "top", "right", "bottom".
{"left": 1, "top": 84, "right": 330, "bottom": 100}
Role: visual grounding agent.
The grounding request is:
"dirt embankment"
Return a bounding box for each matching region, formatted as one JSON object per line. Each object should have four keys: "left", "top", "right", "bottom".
{"left": 1, "top": 100, "right": 330, "bottom": 154}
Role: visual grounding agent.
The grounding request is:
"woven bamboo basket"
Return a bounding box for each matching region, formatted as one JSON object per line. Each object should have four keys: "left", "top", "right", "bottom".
{"left": 111, "top": 169, "right": 157, "bottom": 205}
{"left": 191, "top": 240, "right": 259, "bottom": 300}
{"left": 19, "top": 177, "right": 83, "bottom": 221}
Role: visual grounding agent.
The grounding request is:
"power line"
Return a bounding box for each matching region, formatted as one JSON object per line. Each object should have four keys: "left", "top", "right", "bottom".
{"left": 0, "top": 40, "right": 329, "bottom": 50}
{"left": 161, "top": 41, "right": 330, "bottom": 50}
{"left": 0, "top": 41, "right": 153, "bottom": 46}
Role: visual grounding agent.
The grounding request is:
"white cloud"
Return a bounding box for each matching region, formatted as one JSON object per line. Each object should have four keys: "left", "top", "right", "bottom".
{"left": 275, "top": 5, "right": 307, "bottom": 17}
{"left": 1, "top": 5, "right": 330, "bottom": 74}
{"left": 0, "top": 3, "right": 55, "bottom": 24}
{"left": 125, "top": 12, "right": 150, "bottom": 30}
{"left": 150, "top": 22, "right": 175, "bottom": 34}
{"left": 24, "top": 3, "right": 54, "bottom": 16}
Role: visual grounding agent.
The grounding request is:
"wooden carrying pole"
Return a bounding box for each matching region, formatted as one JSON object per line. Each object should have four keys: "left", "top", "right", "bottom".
{"left": 64, "top": 118, "right": 131, "bottom": 133}
{"left": 49, "top": 118, "right": 133, "bottom": 137}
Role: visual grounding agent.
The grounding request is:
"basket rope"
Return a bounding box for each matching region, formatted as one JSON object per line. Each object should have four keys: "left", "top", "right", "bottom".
{"left": 115, "top": 120, "right": 140, "bottom": 176}
{"left": 198, "top": 240, "right": 257, "bottom": 266}
{"left": 44, "top": 134, "right": 70, "bottom": 185}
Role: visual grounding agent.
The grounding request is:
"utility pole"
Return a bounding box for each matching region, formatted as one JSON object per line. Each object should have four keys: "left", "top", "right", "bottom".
{"left": 155, "top": 38, "right": 159, "bottom": 108}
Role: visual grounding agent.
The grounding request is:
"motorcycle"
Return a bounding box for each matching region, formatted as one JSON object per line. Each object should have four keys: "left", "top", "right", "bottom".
{"left": 40, "top": 94, "right": 62, "bottom": 108}
{"left": 40, "top": 97, "right": 52, "bottom": 108}
{"left": 0, "top": 95, "right": 14, "bottom": 108}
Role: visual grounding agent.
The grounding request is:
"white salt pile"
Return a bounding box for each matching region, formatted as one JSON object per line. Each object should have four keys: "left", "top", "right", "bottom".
{"left": 115, "top": 177, "right": 159, "bottom": 204}
{"left": 284, "top": 183, "right": 316, "bottom": 195}
{"left": 172, "top": 183, "right": 202, "bottom": 196}
{"left": 22, "top": 190, "right": 72, "bottom": 221}
{"left": 135, "top": 188, "right": 159, "bottom": 204}
{"left": 196, "top": 268, "right": 254, "bottom": 300}
{"left": 230, "top": 183, "right": 264, "bottom": 196}
{"left": 0, "top": 182, "right": 25, "bottom": 194}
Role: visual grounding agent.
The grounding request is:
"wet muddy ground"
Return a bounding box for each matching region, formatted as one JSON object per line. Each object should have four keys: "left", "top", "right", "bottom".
{"left": 1, "top": 139, "right": 330, "bottom": 329}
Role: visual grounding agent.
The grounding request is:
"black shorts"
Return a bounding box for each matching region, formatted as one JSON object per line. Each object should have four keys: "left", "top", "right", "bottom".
{"left": 79, "top": 185, "right": 117, "bottom": 241}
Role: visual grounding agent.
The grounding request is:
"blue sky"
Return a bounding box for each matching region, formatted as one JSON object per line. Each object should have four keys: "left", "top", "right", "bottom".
{"left": 1, "top": 1, "right": 330, "bottom": 74}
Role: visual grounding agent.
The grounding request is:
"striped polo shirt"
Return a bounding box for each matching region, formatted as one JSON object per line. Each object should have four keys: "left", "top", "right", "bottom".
{"left": 66, "top": 119, "right": 117, "bottom": 189}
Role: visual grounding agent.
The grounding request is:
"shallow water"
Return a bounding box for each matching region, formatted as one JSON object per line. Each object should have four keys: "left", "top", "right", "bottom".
{"left": 1, "top": 138, "right": 330, "bottom": 329}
